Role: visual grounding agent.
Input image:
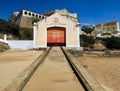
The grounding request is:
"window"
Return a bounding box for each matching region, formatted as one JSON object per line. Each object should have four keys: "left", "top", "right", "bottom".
{"left": 29, "top": 12, "right": 31, "bottom": 16}
{"left": 32, "top": 13, "right": 35, "bottom": 17}
{"left": 112, "top": 27, "right": 115, "bottom": 30}
{"left": 112, "top": 23, "right": 115, "bottom": 26}
{"left": 42, "top": 16, "right": 44, "bottom": 19}
{"left": 39, "top": 15, "right": 41, "bottom": 18}
{"left": 24, "top": 11, "right": 27, "bottom": 15}
{"left": 36, "top": 14, "right": 38, "bottom": 18}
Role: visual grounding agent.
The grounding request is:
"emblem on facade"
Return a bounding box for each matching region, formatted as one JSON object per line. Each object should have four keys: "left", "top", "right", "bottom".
{"left": 54, "top": 18, "right": 59, "bottom": 23}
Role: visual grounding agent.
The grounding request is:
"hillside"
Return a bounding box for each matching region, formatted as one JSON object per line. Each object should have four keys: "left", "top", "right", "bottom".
{"left": 0, "top": 18, "right": 33, "bottom": 40}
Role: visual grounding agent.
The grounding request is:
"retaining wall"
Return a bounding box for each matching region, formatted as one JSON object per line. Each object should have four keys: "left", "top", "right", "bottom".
{"left": 7, "top": 40, "right": 34, "bottom": 50}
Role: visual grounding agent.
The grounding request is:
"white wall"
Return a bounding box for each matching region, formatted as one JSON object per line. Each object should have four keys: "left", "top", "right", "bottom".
{"left": 8, "top": 40, "right": 34, "bottom": 50}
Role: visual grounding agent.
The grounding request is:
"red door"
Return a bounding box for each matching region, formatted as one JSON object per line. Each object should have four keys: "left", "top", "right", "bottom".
{"left": 47, "top": 27, "right": 66, "bottom": 46}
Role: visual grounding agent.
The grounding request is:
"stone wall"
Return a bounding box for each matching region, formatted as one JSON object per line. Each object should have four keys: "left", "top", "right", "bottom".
{"left": 19, "top": 16, "right": 33, "bottom": 29}
{"left": 11, "top": 10, "right": 45, "bottom": 29}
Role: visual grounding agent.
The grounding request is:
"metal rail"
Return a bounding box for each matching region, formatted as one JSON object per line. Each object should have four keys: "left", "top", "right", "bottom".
{"left": 61, "top": 47, "right": 105, "bottom": 91}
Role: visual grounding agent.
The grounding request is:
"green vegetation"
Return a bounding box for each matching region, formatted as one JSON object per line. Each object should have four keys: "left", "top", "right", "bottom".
{"left": 30, "top": 17, "right": 40, "bottom": 24}
{"left": 0, "top": 18, "right": 33, "bottom": 40}
{"left": 101, "top": 32, "right": 111, "bottom": 35}
{"left": 104, "top": 36, "right": 120, "bottom": 49}
{"left": 80, "top": 25, "right": 120, "bottom": 50}
{"left": 0, "top": 19, "right": 19, "bottom": 35}
{"left": 81, "top": 26, "right": 94, "bottom": 34}
{"left": 19, "top": 27, "right": 33, "bottom": 40}
{"left": 80, "top": 34, "right": 95, "bottom": 47}
{"left": 80, "top": 35, "right": 120, "bottom": 50}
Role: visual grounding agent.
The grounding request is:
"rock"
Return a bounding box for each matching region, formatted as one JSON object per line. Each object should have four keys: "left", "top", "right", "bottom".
{"left": 105, "top": 50, "right": 111, "bottom": 55}
{"left": 83, "top": 47, "right": 91, "bottom": 51}
{"left": 0, "top": 42, "right": 10, "bottom": 52}
{"left": 93, "top": 41, "right": 106, "bottom": 51}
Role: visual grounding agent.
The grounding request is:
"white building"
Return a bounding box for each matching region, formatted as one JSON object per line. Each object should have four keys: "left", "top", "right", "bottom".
{"left": 33, "top": 9, "right": 80, "bottom": 48}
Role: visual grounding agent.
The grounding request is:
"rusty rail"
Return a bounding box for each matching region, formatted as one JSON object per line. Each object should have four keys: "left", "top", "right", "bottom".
{"left": 61, "top": 47, "right": 105, "bottom": 91}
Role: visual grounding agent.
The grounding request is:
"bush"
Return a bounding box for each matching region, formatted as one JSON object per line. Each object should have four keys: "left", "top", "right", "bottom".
{"left": 80, "top": 34, "right": 95, "bottom": 47}
{"left": 105, "top": 36, "right": 120, "bottom": 49}
{"left": 0, "top": 18, "right": 33, "bottom": 40}
{"left": 19, "top": 27, "right": 33, "bottom": 40}
{"left": 101, "top": 32, "right": 111, "bottom": 36}
{"left": 30, "top": 17, "right": 40, "bottom": 24}
{"left": 0, "top": 19, "right": 9, "bottom": 33}
{"left": 0, "top": 19, "right": 19, "bottom": 36}
{"left": 7, "top": 23, "right": 19, "bottom": 36}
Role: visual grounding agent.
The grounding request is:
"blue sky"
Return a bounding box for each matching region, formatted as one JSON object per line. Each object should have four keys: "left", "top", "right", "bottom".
{"left": 0, "top": 0, "right": 120, "bottom": 26}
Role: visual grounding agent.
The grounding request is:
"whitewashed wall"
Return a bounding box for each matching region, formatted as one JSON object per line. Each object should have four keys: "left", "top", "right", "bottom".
{"left": 7, "top": 40, "right": 34, "bottom": 50}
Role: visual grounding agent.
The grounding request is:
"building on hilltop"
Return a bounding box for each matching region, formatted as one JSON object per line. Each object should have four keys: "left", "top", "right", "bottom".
{"left": 9, "top": 10, "right": 46, "bottom": 28}
{"left": 10, "top": 9, "right": 79, "bottom": 29}
{"left": 95, "top": 24, "right": 103, "bottom": 30}
{"left": 95, "top": 21, "right": 119, "bottom": 33}
{"left": 103, "top": 21, "right": 119, "bottom": 33}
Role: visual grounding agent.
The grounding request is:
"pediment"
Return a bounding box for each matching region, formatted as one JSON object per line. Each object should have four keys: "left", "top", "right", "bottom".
{"left": 37, "top": 13, "right": 75, "bottom": 26}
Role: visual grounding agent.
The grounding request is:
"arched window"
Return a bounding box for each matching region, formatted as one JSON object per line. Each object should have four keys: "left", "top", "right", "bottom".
{"left": 24, "top": 11, "right": 27, "bottom": 15}
{"left": 29, "top": 12, "right": 31, "bottom": 16}
{"left": 39, "top": 15, "right": 41, "bottom": 18}
{"left": 32, "top": 13, "right": 35, "bottom": 17}
{"left": 36, "top": 14, "right": 38, "bottom": 18}
{"left": 42, "top": 16, "right": 44, "bottom": 19}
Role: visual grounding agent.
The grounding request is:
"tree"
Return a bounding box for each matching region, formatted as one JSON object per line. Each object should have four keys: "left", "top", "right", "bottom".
{"left": 0, "top": 19, "right": 9, "bottom": 33}
{"left": 81, "top": 25, "right": 94, "bottom": 34}
{"left": 80, "top": 34, "right": 95, "bottom": 47}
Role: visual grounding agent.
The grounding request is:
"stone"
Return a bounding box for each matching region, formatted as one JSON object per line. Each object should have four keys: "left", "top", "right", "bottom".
{"left": 93, "top": 41, "right": 106, "bottom": 51}
{"left": 0, "top": 42, "right": 10, "bottom": 52}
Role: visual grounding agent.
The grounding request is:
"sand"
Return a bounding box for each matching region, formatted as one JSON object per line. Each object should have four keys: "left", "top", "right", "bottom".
{"left": 1, "top": 48, "right": 120, "bottom": 91}
{"left": 0, "top": 49, "right": 43, "bottom": 91}
{"left": 77, "top": 52, "right": 120, "bottom": 91}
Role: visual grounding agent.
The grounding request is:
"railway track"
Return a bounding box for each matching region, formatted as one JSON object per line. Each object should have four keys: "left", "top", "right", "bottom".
{"left": 3, "top": 47, "right": 105, "bottom": 91}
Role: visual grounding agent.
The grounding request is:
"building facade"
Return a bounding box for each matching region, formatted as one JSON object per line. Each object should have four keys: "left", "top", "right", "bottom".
{"left": 95, "top": 21, "right": 119, "bottom": 33}
{"left": 33, "top": 9, "right": 80, "bottom": 48}
{"left": 95, "top": 24, "right": 103, "bottom": 30}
